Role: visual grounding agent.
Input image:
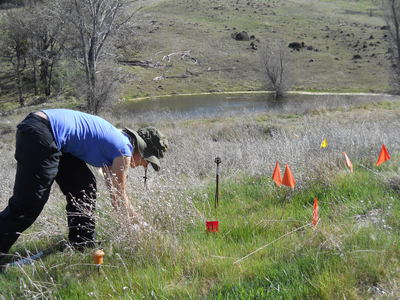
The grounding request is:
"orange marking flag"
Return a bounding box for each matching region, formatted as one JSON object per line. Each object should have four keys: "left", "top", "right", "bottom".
{"left": 272, "top": 161, "right": 282, "bottom": 187}
{"left": 312, "top": 197, "right": 319, "bottom": 227}
{"left": 342, "top": 152, "right": 353, "bottom": 172}
{"left": 282, "top": 164, "right": 295, "bottom": 189}
{"left": 376, "top": 144, "right": 390, "bottom": 166}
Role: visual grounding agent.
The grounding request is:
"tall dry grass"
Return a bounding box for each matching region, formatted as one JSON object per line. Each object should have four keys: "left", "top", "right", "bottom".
{"left": 0, "top": 96, "right": 399, "bottom": 256}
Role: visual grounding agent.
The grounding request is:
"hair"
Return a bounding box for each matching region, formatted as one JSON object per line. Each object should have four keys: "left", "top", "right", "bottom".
{"left": 122, "top": 129, "right": 138, "bottom": 155}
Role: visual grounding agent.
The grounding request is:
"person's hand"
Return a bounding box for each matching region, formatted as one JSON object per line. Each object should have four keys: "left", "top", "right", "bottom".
{"left": 126, "top": 210, "right": 154, "bottom": 233}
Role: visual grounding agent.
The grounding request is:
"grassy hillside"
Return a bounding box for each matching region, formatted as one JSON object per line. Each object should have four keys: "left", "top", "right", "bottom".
{"left": 0, "top": 0, "right": 393, "bottom": 110}
{"left": 0, "top": 96, "right": 399, "bottom": 299}
{"left": 123, "top": 0, "right": 391, "bottom": 98}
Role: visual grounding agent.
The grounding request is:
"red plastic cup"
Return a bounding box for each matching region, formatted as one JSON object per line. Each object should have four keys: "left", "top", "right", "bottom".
{"left": 206, "top": 221, "right": 219, "bottom": 232}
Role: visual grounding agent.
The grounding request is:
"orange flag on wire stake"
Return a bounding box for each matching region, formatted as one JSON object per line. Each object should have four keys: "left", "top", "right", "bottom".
{"left": 282, "top": 164, "right": 295, "bottom": 189}
{"left": 342, "top": 152, "right": 353, "bottom": 172}
{"left": 312, "top": 197, "right": 319, "bottom": 227}
{"left": 376, "top": 144, "right": 390, "bottom": 166}
{"left": 272, "top": 161, "right": 282, "bottom": 187}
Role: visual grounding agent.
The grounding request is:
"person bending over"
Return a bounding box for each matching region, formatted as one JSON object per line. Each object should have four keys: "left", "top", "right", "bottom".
{"left": 0, "top": 109, "right": 168, "bottom": 255}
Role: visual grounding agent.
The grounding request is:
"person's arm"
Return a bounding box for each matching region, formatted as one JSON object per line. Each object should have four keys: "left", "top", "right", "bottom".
{"left": 102, "top": 156, "right": 142, "bottom": 223}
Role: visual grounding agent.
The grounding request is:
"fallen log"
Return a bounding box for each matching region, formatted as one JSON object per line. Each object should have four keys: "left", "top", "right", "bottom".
{"left": 118, "top": 60, "right": 159, "bottom": 68}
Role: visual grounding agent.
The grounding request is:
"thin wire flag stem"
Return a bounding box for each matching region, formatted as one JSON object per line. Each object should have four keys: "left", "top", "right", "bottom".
{"left": 234, "top": 223, "right": 311, "bottom": 264}
{"left": 143, "top": 168, "right": 148, "bottom": 190}
{"left": 359, "top": 164, "right": 385, "bottom": 178}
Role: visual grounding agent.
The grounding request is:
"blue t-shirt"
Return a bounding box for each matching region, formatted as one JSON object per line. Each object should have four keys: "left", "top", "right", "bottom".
{"left": 42, "top": 109, "right": 133, "bottom": 167}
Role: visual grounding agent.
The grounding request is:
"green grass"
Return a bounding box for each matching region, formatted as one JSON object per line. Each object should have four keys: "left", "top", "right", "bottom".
{"left": 1, "top": 166, "right": 399, "bottom": 299}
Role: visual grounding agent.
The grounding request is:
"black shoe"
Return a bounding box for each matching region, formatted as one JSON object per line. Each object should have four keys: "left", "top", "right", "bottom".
{"left": 0, "top": 254, "right": 10, "bottom": 273}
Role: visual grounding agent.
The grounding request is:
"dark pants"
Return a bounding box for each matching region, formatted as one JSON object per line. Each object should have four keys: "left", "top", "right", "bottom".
{"left": 0, "top": 113, "right": 97, "bottom": 254}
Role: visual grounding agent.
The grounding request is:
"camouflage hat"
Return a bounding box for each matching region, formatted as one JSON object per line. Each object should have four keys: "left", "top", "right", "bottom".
{"left": 123, "top": 126, "right": 168, "bottom": 171}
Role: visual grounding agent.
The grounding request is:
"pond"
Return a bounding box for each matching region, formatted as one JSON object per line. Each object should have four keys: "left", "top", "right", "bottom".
{"left": 115, "top": 92, "right": 400, "bottom": 120}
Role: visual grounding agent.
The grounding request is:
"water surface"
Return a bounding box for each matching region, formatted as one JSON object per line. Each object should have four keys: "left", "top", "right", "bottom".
{"left": 116, "top": 92, "right": 400, "bottom": 120}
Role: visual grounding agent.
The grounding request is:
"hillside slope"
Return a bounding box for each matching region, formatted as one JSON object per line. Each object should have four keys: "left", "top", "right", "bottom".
{"left": 0, "top": 1, "right": 393, "bottom": 110}
{"left": 122, "top": 0, "right": 391, "bottom": 98}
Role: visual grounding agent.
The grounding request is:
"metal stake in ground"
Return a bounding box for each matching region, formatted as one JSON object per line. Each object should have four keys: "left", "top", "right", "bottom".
{"left": 214, "top": 157, "right": 221, "bottom": 209}
{"left": 143, "top": 168, "right": 148, "bottom": 190}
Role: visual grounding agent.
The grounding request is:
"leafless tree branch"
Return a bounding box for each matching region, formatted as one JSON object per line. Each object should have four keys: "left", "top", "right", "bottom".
{"left": 259, "top": 39, "right": 292, "bottom": 99}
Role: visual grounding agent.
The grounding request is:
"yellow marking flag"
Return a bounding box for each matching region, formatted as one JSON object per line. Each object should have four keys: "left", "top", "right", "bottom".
{"left": 320, "top": 138, "right": 328, "bottom": 148}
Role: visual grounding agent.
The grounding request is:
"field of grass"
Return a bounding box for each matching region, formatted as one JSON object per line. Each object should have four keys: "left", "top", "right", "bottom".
{"left": 0, "top": 1, "right": 399, "bottom": 298}
{"left": 0, "top": 95, "right": 400, "bottom": 299}
{"left": 0, "top": 168, "right": 399, "bottom": 299}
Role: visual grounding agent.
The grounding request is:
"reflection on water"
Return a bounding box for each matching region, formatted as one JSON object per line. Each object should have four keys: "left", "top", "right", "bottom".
{"left": 114, "top": 92, "right": 400, "bottom": 120}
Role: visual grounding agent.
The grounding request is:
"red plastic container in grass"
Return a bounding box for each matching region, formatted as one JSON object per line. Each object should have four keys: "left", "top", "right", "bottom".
{"left": 206, "top": 221, "right": 219, "bottom": 232}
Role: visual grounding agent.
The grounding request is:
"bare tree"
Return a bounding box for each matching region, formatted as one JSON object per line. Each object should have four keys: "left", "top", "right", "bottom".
{"left": 259, "top": 39, "right": 292, "bottom": 100}
{"left": 56, "top": 0, "right": 135, "bottom": 113}
{"left": 25, "top": 1, "right": 63, "bottom": 98}
{"left": 0, "top": 9, "right": 29, "bottom": 106}
{"left": 384, "top": 0, "right": 400, "bottom": 93}
{"left": 0, "top": 1, "right": 64, "bottom": 102}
